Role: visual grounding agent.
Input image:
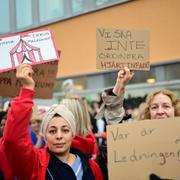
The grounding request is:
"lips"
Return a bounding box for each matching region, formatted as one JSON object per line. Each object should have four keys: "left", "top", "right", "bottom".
{"left": 156, "top": 116, "right": 167, "bottom": 119}
{"left": 54, "top": 143, "right": 65, "bottom": 148}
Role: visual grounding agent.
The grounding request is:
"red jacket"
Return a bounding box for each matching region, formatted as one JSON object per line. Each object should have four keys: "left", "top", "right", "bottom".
{"left": 0, "top": 138, "right": 13, "bottom": 180}
{"left": 72, "top": 132, "right": 99, "bottom": 160}
{"left": 4, "top": 88, "right": 103, "bottom": 180}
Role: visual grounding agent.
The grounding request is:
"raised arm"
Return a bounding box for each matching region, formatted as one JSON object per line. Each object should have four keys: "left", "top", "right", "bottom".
{"left": 113, "top": 67, "right": 134, "bottom": 96}
{"left": 3, "top": 64, "right": 38, "bottom": 178}
{"left": 16, "top": 63, "right": 35, "bottom": 90}
{"left": 96, "top": 67, "right": 134, "bottom": 124}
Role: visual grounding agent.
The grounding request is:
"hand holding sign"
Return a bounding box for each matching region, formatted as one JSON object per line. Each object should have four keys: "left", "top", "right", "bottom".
{"left": 113, "top": 67, "right": 135, "bottom": 96}
{"left": 16, "top": 63, "right": 35, "bottom": 90}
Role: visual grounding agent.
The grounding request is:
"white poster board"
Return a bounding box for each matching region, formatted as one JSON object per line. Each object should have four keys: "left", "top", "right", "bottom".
{"left": 0, "top": 28, "right": 58, "bottom": 73}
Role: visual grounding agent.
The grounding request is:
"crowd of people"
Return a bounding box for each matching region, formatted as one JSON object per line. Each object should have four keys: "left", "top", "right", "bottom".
{"left": 0, "top": 64, "right": 180, "bottom": 180}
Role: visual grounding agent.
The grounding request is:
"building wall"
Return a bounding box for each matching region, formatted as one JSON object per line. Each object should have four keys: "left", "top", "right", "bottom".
{"left": 44, "top": 0, "right": 180, "bottom": 77}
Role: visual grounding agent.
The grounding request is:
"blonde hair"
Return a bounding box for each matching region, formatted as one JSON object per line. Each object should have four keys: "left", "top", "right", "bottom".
{"left": 144, "top": 89, "right": 180, "bottom": 119}
{"left": 60, "top": 95, "right": 92, "bottom": 137}
{"left": 132, "top": 102, "right": 146, "bottom": 120}
{"left": 30, "top": 104, "right": 42, "bottom": 123}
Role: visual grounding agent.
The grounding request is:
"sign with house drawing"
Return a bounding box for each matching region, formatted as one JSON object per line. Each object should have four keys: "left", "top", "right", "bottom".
{"left": 0, "top": 28, "right": 58, "bottom": 73}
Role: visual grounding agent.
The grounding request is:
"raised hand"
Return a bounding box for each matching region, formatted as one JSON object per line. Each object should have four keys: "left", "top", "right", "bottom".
{"left": 16, "top": 63, "right": 35, "bottom": 90}
{"left": 113, "top": 67, "right": 135, "bottom": 96}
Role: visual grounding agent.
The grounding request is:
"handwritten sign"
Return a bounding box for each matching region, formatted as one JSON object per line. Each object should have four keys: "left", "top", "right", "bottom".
{"left": 107, "top": 118, "right": 180, "bottom": 180}
{"left": 96, "top": 28, "right": 149, "bottom": 70}
{"left": 0, "top": 60, "right": 58, "bottom": 99}
{"left": 0, "top": 28, "right": 58, "bottom": 73}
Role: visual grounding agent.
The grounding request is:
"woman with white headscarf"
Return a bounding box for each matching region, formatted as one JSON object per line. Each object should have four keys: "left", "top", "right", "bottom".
{"left": 3, "top": 64, "right": 103, "bottom": 180}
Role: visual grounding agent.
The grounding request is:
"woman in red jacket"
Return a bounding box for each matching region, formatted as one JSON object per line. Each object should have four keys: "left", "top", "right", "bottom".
{"left": 4, "top": 64, "right": 103, "bottom": 180}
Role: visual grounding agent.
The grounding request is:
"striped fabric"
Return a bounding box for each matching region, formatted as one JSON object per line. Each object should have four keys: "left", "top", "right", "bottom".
{"left": 71, "top": 155, "right": 83, "bottom": 180}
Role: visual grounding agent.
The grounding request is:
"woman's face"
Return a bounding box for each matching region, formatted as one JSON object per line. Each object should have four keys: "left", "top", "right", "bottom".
{"left": 150, "top": 93, "right": 175, "bottom": 119}
{"left": 30, "top": 120, "right": 41, "bottom": 133}
{"left": 45, "top": 116, "right": 73, "bottom": 155}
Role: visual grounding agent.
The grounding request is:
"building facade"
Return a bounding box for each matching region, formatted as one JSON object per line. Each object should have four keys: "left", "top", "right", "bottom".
{"left": 0, "top": 0, "right": 180, "bottom": 104}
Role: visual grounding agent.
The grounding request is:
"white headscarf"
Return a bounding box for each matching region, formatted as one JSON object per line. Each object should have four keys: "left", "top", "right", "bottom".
{"left": 40, "top": 104, "right": 76, "bottom": 137}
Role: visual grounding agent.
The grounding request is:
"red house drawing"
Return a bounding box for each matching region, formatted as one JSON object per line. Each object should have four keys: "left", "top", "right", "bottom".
{"left": 10, "top": 38, "right": 43, "bottom": 68}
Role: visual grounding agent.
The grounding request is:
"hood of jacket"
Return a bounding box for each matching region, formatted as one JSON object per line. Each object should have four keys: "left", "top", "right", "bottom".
{"left": 71, "top": 132, "right": 97, "bottom": 156}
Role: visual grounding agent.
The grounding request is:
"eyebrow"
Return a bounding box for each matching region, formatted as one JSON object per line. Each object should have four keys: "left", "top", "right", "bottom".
{"left": 48, "top": 125, "right": 70, "bottom": 129}
{"left": 48, "top": 126, "right": 56, "bottom": 129}
{"left": 151, "top": 102, "right": 172, "bottom": 106}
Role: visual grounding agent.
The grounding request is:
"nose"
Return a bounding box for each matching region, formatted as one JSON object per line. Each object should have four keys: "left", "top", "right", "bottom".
{"left": 157, "top": 106, "right": 164, "bottom": 114}
{"left": 56, "top": 130, "right": 63, "bottom": 139}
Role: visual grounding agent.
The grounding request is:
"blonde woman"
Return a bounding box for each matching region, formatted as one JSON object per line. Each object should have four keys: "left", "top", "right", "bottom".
{"left": 96, "top": 67, "right": 180, "bottom": 123}
{"left": 144, "top": 89, "right": 180, "bottom": 120}
{"left": 60, "top": 96, "right": 99, "bottom": 160}
{"left": 97, "top": 67, "right": 180, "bottom": 180}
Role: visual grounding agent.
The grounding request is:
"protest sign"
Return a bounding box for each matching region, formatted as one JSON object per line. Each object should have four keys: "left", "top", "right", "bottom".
{"left": 0, "top": 28, "right": 58, "bottom": 73}
{"left": 96, "top": 28, "right": 149, "bottom": 70}
{"left": 0, "top": 28, "right": 59, "bottom": 98}
{"left": 0, "top": 60, "right": 58, "bottom": 99}
{"left": 107, "top": 118, "right": 180, "bottom": 180}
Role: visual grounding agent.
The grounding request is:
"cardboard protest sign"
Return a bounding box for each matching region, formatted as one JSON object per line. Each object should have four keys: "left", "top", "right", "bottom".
{"left": 0, "top": 60, "right": 58, "bottom": 99}
{"left": 96, "top": 28, "right": 149, "bottom": 70}
{"left": 0, "top": 28, "right": 58, "bottom": 73}
{"left": 107, "top": 118, "right": 180, "bottom": 180}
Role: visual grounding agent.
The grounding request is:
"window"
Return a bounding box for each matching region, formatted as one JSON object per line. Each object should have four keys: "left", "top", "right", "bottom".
{"left": 0, "top": 0, "right": 130, "bottom": 35}
{"left": 16, "top": 0, "right": 33, "bottom": 29}
{"left": 39, "top": 0, "right": 64, "bottom": 23}
{"left": 72, "top": 0, "right": 83, "bottom": 14}
{"left": 0, "top": 0, "right": 10, "bottom": 34}
{"left": 96, "top": 0, "right": 109, "bottom": 6}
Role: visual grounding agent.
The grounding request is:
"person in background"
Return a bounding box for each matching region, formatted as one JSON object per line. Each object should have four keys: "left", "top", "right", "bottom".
{"left": 143, "top": 89, "right": 180, "bottom": 119}
{"left": 96, "top": 67, "right": 180, "bottom": 123}
{"left": 95, "top": 67, "right": 134, "bottom": 124}
{"left": 90, "top": 100, "right": 105, "bottom": 146}
{"left": 80, "top": 97, "right": 108, "bottom": 180}
{"left": 0, "top": 115, "right": 6, "bottom": 137}
{"left": 131, "top": 102, "right": 146, "bottom": 121}
{"left": 29, "top": 104, "right": 45, "bottom": 149}
{"left": 82, "top": 97, "right": 98, "bottom": 134}
{"left": 91, "top": 102, "right": 108, "bottom": 180}
{"left": 0, "top": 113, "right": 14, "bottom": 180}
{"left": 60, "top": 95, "right": 99, "bottom": 161}
{"left": 4, "top": 63, "right": 103, "bottom": 180}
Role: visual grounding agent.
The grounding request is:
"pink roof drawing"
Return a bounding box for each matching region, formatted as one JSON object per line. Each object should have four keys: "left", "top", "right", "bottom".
{"left": 10, "top": 38, "right": 43, "bottom": 68}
